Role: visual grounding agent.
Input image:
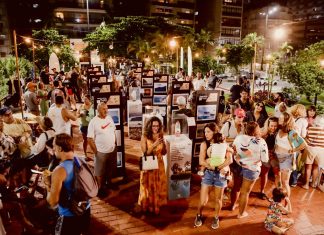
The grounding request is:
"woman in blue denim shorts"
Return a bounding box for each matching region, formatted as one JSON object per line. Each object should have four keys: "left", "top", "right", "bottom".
{"left": 233, "top": 122, "right": 269, "bottom": 219}
{"left": 194, "top": 123, "right": 233, "bottom": 230}
{"left": 275, "top": 112, "right": 306, "bottom": 197}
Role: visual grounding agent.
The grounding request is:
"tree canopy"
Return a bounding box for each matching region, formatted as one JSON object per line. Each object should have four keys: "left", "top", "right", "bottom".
{"left": 282, "top": 40, "right": 324, "bottom": 99}
{"left": 18, "top": 29, "right": 76, "bottom": 72}
{"left": 83, "top": 16, "right": 195, "bottom": 58}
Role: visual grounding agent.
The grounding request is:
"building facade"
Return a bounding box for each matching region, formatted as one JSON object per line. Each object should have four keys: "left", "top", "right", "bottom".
{"left": 149, "top": 0, "right": 196, "bottom": 28}
{"left": 197, "top": 0, "right": 243, "bottom": 45}
{"left": 0, "top": 1, "right": 11, "bottom": 57}
{"left": 285, "top": 0, "right": 324, "bottom": 49}
{"left": 242, "top": 5, "right": 292, "bottom": 56}
{"left": 50, "top": 0, "right": 111, "bottom": 37}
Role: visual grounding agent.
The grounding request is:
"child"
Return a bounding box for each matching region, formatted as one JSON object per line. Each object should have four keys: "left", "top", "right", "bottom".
{"left": 197, "top": 133, "right": 233, "bottom": 177}
{"left": 265, "top": 188, "right": 294, "bottom": 234}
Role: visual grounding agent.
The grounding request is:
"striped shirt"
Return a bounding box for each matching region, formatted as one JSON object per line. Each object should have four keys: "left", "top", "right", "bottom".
{"left": 306, "top": 126, "right": 324, "bottom": 148}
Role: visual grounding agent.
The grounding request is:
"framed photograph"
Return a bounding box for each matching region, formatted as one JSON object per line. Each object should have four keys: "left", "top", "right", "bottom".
{"left": 107, "top": 95, "right": 120, "bottom": 106}
{"left": 134, "top": 72, "right": 142, "bottom": 80}
{"left": 198, "top": 91, "right": 219, "bottom": 103}
{"left": 117, "top": 152, "right": 122, "bottom": 168}
{"left": 91, "top": 86, "right": 100, "bottom": 94}
{"left": 172, "top": 93, "right": 189, "bottom": 106}
{"left": 153, "top": 95, "right": 167, "bottom": 105}
{"left": 197, "top": 105, "right": 217, "bottom": 121}
{"left": 137, "top": 62, "right": 143, "bottom": 67}
{"left": 154, "top": 83, "right": 168, "bottom": 94}
{"left": 143, "top": 88, "right": 153, "bottom": 97}
{"left": 196, "top": 124, "right": 205, "bottom": 139}
{"left": 142, "top": 97, "right": 153, "bottom": 106}
{"left": 135, "top": 67, "right": 142, "bottom": 73}
{"left": 194, "top": 142, "right": 201, "bottom": 156}
{"left": 160, "top": 75, "right": 168, "bottom": 82}
{"left": 99, "top": 84, "right": 110, "bottom": 93}
{"left": 108, "top": 108, "right": 120, "bottom": 125}
{"left": 180, "top": 82, "right": 190, "bottom": 91}
{"left": 98, "top": 76, "right": 107, "bottom": 83}
{"left": 116, "top": 130, "right": 121, "bottom": 146}
{"left": 142, "top": 77, "right": 153, "bottom": 87}
{"left": 143, "top": 70, "right": 154, "bottom": 77}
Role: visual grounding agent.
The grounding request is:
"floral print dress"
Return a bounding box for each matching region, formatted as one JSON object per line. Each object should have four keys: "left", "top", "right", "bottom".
{"left": 138, "top": 139, "right": 167, "bottom": 214}
{"left": 264, "top": 200, "right": 283, "bottom": 232}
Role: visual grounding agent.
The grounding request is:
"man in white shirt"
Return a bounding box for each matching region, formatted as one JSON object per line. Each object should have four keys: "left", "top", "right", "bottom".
{"left": 192, "top": 72, "right": 205, "bottom": 91}
{"left": 87, "top": 102, "right": 116, "bottom": 198}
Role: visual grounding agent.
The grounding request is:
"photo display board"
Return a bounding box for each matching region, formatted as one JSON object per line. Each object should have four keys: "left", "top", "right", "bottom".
{"left": 93, "top": 92, "right": 126, "bottom": 178}
{"left": 88, "top": 74, "right": 113, "bottom": 97}
{"left": 140, "top": 69, "right": 154, "bottom": 109}
{"left": 169, "top": 81, "right": 191, "bottom": 134}
{"left": 191, "top": 90, "right": 220, "bottom": 173}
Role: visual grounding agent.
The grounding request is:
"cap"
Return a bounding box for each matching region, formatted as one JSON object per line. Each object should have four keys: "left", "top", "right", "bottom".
{"left": 176, "top": 96, "right": 186, "bottom": 105}
{"left": 27, "top": 82, "right": 37, "bottom": 89}
{"left": 0, "top": 107, "right": 11, "bottom": 116}
{"left": 234, "top": 108, "right": 246, "bottom": 118}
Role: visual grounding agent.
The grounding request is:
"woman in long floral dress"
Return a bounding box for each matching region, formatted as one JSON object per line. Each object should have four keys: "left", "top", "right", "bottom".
{"left": 138, "top": 116, "right": 167, "bottom": 215}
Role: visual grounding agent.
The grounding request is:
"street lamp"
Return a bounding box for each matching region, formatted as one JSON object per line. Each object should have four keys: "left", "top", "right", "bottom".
{"left": 169, "top": 39, "right": 178, "bottom": 72}
{"left": 259, "top": 5, "right": 278, "bottom": 70}
{"left": 24, "top": 37, "right": 36, "bottom": 80}
{"left": 273, "top": 28, "right": 286, "bottom": 41}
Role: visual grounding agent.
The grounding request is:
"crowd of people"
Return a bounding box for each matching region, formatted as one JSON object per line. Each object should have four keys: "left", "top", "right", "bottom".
{"left": 0, "top": 65, "right": 323, "bottom": 234}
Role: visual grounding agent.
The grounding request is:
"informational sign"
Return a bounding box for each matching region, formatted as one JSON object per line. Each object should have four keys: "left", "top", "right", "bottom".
{"left": 165, "top": 135, "right": 192, "bottom": 200}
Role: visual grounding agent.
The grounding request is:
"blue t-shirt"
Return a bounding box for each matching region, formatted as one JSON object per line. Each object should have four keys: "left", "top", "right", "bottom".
{"left": 58, "top": 159, "right": 74, "bottom": 216}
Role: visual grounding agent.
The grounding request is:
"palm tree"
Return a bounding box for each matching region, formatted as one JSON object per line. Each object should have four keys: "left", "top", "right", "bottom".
{"left": 242, "top": 33, "right": 264, "bottom": 97}
{"left": 279, "top": 42, "right": 293, "bottom": 61}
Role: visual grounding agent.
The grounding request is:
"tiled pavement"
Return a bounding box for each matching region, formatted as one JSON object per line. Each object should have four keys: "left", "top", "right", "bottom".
{"left": 71, "top": 127, "right": 324, "bottom": 235}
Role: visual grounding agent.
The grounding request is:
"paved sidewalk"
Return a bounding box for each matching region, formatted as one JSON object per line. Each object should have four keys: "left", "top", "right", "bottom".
{"left": 72, "top": 126, "right": 324, "bottom": 235}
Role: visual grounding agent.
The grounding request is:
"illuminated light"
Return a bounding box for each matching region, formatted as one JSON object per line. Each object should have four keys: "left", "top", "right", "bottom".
{"left": 34, "top": 19, "right": 42, "bottom": 23}
{"left": 194, "top": 52, "right": 199, "bottom": 58}
{"left": 76, "top": 18, "right": 80, "bottom": 23}
{"left": 320, "top": 59, "right": 324, "bottom": 67}
{"left": 33, "top": 4, "right": 39, "bottom": 8}
{"left": 266, "top": 54, "right": 272, "bottom": 60}
{"left": 169, "top": 39, "right": 177, "bottom": 48}
{"left": 222, "top": 48, "right": 227, "bottom": 53}
{"left": 273, "top": 28, "right": 285, "bottom": 40}
{"left": 109, "top": 44, "right": 114, "bottom": 50}
{"left": 181, "top": 20, "right": 184, "bottom": 24}
{"left": 25, "top": 38, "right": 32, "bottom": 44}
{"left": 54, "top": 48, "right": 60, "bottom": 53}
{"left": 40, "top": 45, "right": 44, "bottom": 49}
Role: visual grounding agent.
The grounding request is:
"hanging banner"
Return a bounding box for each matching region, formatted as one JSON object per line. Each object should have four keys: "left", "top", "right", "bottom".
{"left": 188, "top": 46, "right": 192, "bottom": 76}
{"left": 165, "top": 134, "right": 192, "bottom": 200}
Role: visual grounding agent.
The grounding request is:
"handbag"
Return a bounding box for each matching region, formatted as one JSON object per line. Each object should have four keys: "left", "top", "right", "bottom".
{"left": 139, "top": 153, "right": 159, "bottom": 171}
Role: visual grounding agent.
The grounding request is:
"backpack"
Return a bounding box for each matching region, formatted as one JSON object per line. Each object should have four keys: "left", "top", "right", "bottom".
{"left": 60, "top": 157, "right": 99, "bottom": 216}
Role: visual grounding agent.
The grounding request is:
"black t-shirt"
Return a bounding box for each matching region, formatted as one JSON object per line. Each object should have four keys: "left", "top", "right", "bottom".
{"left": 230, "top": 85, "right": 242, "bottom": 102}
{"left": 218, "top": 95, "right": 225, "bottom": 113}
{"left": 265, "top": 133, "right": 276, "bottom": 150}
{"left": 40, "top": 71, "right": 49, "bottom": 85}
{"left": 70, "top": 72, "right": 79, "bottom": 87}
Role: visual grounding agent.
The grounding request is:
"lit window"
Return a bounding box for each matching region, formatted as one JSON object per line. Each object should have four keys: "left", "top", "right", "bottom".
{"left": 33, "top": 4, "right": 39, "bottom": 8}
{"left": 34, "top": 19, "right": 42, "bottom": 23}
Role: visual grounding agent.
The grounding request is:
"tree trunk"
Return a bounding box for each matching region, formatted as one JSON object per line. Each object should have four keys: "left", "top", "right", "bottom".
{"left": 251, "top": 43, "right": 257, "bottom": 99}
{"left": 314, "top": 93, "right": 318, "bottom": 106}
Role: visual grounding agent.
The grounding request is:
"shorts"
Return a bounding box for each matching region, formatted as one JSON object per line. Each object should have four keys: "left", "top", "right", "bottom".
{"left": 262, "top": 152, "right": 279, "bottom": 175}
{"left": 276, "top": 153, "right": 294, "bottom": 171}
{"left": 242, "top": 167, "right": 260, "bottom": 181}
{"left": 201, "top": 169, "right": 227, "bottom": 188}
{"left": 305, "top": 146, "right": 324, "bottom": 166}
{"left": 80, "top": 126, "right": 88, "bottom": 135}
{"left": 55, "top": 209, "right": 90, "bottom": 235}
{"left": 94, "top": 150, "right": 116, "bottom": 177}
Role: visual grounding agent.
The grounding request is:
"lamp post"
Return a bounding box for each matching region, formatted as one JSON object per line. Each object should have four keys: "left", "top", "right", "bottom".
{"left": 259, "top": 6, "right": 278, "bottom": 70}
{"left": 86, "top": 0, "right": 90, "bottom": 31}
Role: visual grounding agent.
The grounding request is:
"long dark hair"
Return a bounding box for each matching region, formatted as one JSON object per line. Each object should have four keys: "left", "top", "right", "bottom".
{"left": 307, "top": 105, "right": 317, "bottom": 119}
{"left": 203, "top": 122, "right": 218, "bottom": 148}
{"left": 144, "top": 116, "right": 163, "bottom": 140}
{"left": 255, "top": 102, "right": 268, "bottom": 119}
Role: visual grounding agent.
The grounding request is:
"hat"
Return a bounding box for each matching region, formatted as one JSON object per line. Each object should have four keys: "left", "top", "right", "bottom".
{"left": 35, "top": 116, "right": 53, "bottom": 130}
{"left": 234, "top": 108, "right": 246, "bottom": 118}
{"left": 27, "top": 82, "right": 37, "bottom": 89}
{"left": 0, "top": 107, "right": 11, "bottom": 116}
{"left": 176, "top": 96, "right": 186, "bottom": 106}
